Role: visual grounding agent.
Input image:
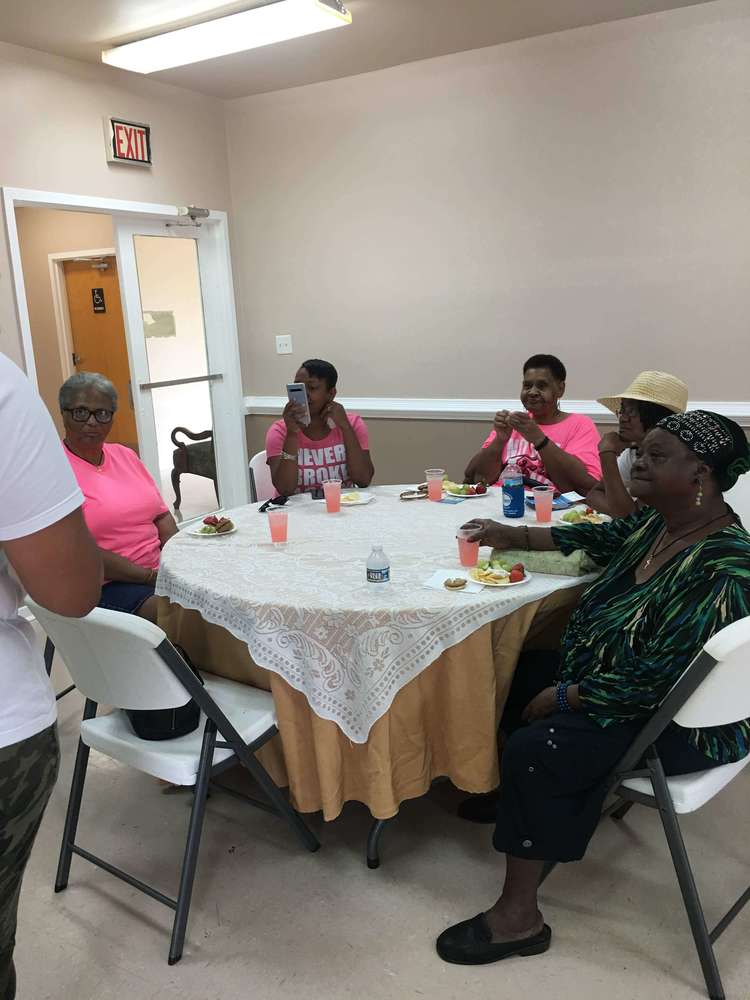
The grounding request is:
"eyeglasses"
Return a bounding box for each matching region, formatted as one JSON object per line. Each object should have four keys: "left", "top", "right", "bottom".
{"left": 616, "top": 405, "right": 639, "bottom": 420}
{"left": 64, "top": 407, "right": 114, "bottom": 424}
{"left": 258, "top": 495, "right": 288, "bottom": 513}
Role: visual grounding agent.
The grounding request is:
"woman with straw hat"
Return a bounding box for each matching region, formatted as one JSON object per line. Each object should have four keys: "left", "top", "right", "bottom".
{"left": 587, "top": 371, "right": 688, "bottom": 517}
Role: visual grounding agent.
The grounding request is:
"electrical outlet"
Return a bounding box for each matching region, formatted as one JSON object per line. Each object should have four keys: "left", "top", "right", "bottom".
{"left": 275, "top": 334, "right": 293, "bottom": 355}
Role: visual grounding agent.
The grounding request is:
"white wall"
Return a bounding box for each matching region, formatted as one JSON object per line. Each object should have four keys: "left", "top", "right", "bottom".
{"left": 225, "top": 0, "right": 750, "bottom": 403}
{"left": 0, "top": 41, "right": 232, "bottom": 367}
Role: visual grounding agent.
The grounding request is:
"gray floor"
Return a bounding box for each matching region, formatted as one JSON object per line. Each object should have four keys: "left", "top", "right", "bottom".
{"left": 15, "top": 647, "right": 750, "bottom": 1000}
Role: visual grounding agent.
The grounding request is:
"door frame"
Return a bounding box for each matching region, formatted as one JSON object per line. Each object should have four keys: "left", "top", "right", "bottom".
{"left": 2, "top": 187, "right": 249, "bottom": 509}
{"left": 48, "top": 247, "right": 116, "bottom": 383}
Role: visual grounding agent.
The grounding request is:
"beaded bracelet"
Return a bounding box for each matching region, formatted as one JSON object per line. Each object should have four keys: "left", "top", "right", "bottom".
{"left": 555, "top": 681, "right": 572, "bottom": 713}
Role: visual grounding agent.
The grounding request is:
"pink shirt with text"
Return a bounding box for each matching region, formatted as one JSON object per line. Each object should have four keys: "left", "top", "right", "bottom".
{"left": 65, "top": 443, "right": 168, "bottom": 570}
{"left": 265, "top": 414, "right": 369, "bottom": 493}
{"left": 482, "top": 412, "right": 601, "bottom": 489}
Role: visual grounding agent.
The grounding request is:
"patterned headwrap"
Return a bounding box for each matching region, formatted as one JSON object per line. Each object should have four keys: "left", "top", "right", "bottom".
{"left": 657, "top": 410, "right": 750, "bottom": 491}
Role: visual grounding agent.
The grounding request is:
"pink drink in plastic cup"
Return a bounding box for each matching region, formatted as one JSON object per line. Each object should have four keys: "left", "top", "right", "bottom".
{"left": 323, "top": 479, "right": 342, "bottom": 513}
{"left": 456, "top": 529, "right": 480, "bottom": 568}
{"left": 268, "top": 510, "right": 288, "bottom": 543}
{"left": 426, "top": 469, "right": 444, "bottom": 502}
{"left": 533, "top": 486, "right": 554, "bottom": 523}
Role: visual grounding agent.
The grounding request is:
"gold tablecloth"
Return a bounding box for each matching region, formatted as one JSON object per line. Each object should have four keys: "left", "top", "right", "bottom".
{"left": 158, "top": 585, "right": 581, "bottom": 821}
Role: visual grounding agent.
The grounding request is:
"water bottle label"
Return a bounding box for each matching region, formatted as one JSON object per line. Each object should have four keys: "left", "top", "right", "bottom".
{"left": 367, "top": 567, "right": 390, "bottom": 583}
{"left": 502, "top": 492, "right": 512, "bottom": 510}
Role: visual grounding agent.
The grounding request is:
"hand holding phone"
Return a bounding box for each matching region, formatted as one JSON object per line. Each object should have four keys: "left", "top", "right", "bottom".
{"left": 286, "top": 382, "right": 311, "bottom": 426}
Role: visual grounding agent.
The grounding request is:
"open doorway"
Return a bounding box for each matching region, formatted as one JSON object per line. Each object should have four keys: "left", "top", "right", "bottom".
{"left": 13, "top": 206, "right": 228, "bottom": 521}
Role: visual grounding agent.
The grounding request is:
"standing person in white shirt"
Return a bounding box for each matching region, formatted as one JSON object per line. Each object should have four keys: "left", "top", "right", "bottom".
{"left": 0, "top": 355, "right": 101, "bottom": 1000}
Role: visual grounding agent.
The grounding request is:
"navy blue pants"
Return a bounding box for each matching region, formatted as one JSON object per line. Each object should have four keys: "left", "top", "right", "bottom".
{"left": 493, "top": 652, "right": 724, "bottom": 863}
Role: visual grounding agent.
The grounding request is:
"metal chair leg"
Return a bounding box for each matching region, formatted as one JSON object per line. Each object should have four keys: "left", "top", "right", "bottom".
{"left": 611, "top": 799, "right": 635, "bottom": 821}
{"left": 366, "top": 818, "right": 390, "bottom": 870}
{"left": 168, "top": 721, "right": 217, "bottom": 965}
{"left": 233, "top": 744, "right": 320, "bottom": 854}
{"left": 648, "top": 753, "right": 725, "bottom": 1000}
{"left": 55, "top": 703, "right": 97, "bottom": 891}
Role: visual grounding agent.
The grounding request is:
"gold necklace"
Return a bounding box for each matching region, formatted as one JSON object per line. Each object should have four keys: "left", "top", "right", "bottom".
{"left": 642, "top": 510, "right": 731, "bottom": 570}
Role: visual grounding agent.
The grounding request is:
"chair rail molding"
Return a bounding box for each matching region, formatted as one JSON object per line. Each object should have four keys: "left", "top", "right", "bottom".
{"left": 244, "top": 396, "right": 750, "bottom": 426}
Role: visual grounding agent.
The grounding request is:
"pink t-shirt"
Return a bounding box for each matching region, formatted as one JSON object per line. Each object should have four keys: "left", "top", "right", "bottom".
{"left": 265, "top": 413, "right": 370, "bottom": 492}
{"left": 482, "top": 412, "right": 602, "bottom": 489}
{"left": 65, "top": 443, "right": 168, "bottom": 570}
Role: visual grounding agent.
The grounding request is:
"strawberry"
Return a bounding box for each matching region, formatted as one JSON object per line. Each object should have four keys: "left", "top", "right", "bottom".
{"left": 510, "top": 563, "right": 525, "bottom": 574}
{"left": 203, "top": 515, "right": 219, "bottom": 526}
{"left": 509, "top": 568, "right": 525, "bottom": 583}
{"left": 475, "top": 483, "right": 487, "bottom": 494}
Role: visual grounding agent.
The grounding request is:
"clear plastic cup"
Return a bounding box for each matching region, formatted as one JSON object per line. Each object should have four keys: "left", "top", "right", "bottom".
{"left": 456, "top": 528, "right": 480, "bottom": 567}
{"left": 268, "top": 510, "right": 288, "bottom": 542}
{"left": 425, "top": 469, "right": 445, "bottom": 502}
{"left": 533, "top": 486, "right": 554, "bottom": 523}
{"left": 322, "top": 479, "right": 342, "bottom": 513}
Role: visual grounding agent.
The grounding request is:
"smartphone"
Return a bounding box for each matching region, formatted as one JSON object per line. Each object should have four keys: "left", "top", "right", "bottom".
{"left": 286, "top": 382, "right": 311, "bottom": 426}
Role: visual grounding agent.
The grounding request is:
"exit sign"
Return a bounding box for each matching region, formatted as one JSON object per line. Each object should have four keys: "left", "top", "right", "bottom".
{"left": 104, "top": 117, "right": 152, "bottom": 166}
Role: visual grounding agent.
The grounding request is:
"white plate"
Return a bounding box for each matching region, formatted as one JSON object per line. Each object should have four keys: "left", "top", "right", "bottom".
{"left": 341, "top": 491, "right": 374, "bottom": 506}
{"left": 445, "top": 489, "right": 489, "bottom": 499}
{"left": 313, "top": 491, "right": 374, "bottom": 506}
{"left": 469, "top": 569, "right": 532, "bottom": 587}
{"left": 187, "top": 524, "right": 237, "bottom": 537}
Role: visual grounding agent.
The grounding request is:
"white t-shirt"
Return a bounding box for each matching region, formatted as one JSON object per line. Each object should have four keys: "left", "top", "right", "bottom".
{"left": 0, "top": 355, "right": 83, "bottom": 748}
{"left": 617, "top": 447, "right": 636, "bottom": 489}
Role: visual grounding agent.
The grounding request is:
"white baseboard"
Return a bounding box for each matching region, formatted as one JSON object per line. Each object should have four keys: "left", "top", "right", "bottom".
{"left": 244, "top": 396, "right": 750, "bottom": 426}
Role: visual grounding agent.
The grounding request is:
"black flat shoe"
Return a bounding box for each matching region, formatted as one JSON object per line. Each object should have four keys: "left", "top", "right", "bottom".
{"left": 436, "top": 913, "right": 551, "bottom": 965}
{"left": 456, "top": 790, "right": 499, "bottom": 824}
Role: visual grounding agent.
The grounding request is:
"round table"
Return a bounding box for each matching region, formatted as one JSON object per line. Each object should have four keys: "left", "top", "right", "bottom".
{"left": 156, "top": 486, "right": 590, "bottom": 823}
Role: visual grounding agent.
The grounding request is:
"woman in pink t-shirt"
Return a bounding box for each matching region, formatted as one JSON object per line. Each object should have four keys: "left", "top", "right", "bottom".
{"left": 464, "top": 354, "right": 601, "bottom": 495}
{"left": 60, "top": 373, "right": 178, "bottom": 623}
{"left": 266, "top": 359, "right": 374, "bottom": 497}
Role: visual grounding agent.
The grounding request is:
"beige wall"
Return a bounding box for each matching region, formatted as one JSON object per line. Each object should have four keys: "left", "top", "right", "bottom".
{"left": 0, "top": 40, "right": 232, "bottom": 368}
{"left": 14, "top": 208, "right": 114, "bottom": 431}
{"left": 227, "top": 0, "right": 750, "bottom": 403}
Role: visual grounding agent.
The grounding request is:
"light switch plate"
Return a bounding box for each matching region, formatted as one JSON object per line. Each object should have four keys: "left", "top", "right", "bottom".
{"left": 275, "top": 334, "right": 293, "bottom": 355}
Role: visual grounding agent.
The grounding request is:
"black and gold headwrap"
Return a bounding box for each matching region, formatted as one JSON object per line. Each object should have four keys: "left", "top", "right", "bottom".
{"left": 657, "top": 410, "right": 750, "bottom": 491}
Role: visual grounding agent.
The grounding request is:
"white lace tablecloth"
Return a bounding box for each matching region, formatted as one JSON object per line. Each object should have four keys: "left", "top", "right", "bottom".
{"left": 157, "top": 487, "right": 589, "bottom": 743}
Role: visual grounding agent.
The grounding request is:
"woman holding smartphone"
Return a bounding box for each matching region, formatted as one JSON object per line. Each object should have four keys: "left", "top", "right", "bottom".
{"left": 266, "top": 359, "right": 374, "bottom": 497}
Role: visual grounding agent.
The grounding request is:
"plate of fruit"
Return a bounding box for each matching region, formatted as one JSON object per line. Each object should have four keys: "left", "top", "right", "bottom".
{"left": 443, "top": 479, "right": 489, "bottom": 499}
{"left": 469, "top": 558, "right": 529, "bottom": 587}
{"left": 189, "top": 514, "right": 236, "bottom": 536}
{"left": 561, "top": 507, "right": 604, "bottom": 525}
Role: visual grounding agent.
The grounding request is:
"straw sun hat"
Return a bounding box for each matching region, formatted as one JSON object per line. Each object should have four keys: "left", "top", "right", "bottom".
{"left": 597, "top": 371, "right": 688, "bottom": 416}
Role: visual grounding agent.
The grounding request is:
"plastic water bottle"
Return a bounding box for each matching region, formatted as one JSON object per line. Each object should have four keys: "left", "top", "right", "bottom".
{"left": 367, "top": 545, "right": 390, "bottom": 583}
{"left": 501, "top": 461, "right": 524, "bottom": 518}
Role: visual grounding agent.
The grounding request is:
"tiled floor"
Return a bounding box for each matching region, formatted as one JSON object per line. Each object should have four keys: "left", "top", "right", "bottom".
{"left": 15, "top": 649, "right": 750, "bottom": 1000}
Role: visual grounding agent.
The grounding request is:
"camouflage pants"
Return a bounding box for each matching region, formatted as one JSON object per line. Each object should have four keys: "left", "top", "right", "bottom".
{"left": 0, "top": 725, "right": 59, "bottom": 1000}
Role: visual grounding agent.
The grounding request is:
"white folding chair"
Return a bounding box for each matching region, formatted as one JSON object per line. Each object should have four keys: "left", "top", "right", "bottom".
{"left": 248, "top": 449, "right": 275, "bottom": 503}
{"left": 542, "top": 616, "right": 750, "bottom": 1000}
{"left": 27, "top": 601, "right": 319, "bottom": 965}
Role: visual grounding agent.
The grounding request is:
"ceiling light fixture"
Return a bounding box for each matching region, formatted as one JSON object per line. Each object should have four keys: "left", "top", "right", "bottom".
{"left": 102, "top": 0, "right": 351, "bottom": 74}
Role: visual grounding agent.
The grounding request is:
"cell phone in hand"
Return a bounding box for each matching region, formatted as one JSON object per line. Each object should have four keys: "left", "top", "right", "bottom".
{"left": 286, "top": 382, "right": 311, "bottom": 426}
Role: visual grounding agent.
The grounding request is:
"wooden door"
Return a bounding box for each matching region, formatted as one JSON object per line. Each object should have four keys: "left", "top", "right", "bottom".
{"left": 63, "top": 257, "right": 139, "bottom": 451}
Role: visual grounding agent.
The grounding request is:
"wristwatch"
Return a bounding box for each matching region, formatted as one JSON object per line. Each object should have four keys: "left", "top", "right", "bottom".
{"left": 535, "top": 435, "right": 550, "bottom": 451}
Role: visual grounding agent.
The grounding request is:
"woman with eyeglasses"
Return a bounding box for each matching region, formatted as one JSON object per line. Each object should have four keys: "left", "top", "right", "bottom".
{"left": 60, "top": 372, "right": 177, "bottom": 622}
{"left": 586, "top": 371, "right": 689, "bottom": 517}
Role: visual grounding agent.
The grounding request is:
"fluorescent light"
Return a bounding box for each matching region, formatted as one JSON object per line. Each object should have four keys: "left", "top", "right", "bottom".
{"left": 102, "top": 0, "right": 351, "bottom": 74}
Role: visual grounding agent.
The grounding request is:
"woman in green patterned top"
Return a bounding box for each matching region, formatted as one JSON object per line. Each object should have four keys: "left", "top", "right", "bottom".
{"left": 437, "top": 410, "right": 750, "bottom": 968}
